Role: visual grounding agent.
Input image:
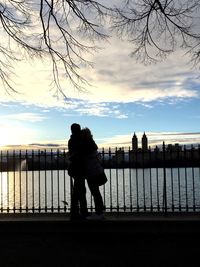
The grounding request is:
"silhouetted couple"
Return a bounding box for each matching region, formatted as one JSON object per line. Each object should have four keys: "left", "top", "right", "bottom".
{"left": 68, "top": 123, "right": 105, "bottom": 221}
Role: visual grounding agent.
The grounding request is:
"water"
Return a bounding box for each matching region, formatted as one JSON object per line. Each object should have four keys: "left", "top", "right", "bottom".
{"left": 0, "top": 168, "right": 200, "bottom": 213}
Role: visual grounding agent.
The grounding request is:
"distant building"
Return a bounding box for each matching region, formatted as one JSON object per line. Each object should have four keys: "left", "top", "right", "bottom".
{"left": 166, "top": 143, "right": 182, "bottom": 152}
{"left": 142, "top": 132, "right": 148, "bottom": 151}
{"left": 131, "top": 132, "right": 148, "bottom": 151}
{"left": 115, "top": 148, "right": 125, "bottom": 164}
{"left": 132, "top": 132, "right": 138, "bottom": 151}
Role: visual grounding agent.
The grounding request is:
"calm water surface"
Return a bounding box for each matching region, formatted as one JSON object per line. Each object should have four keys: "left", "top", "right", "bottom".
{"left": 1, "top": 168, "right": 200, "bottom": 212}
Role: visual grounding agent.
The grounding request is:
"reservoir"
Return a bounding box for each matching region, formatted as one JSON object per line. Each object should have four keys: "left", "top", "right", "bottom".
{"left": 0, "top": 167, "right": 199, "bottom": 213}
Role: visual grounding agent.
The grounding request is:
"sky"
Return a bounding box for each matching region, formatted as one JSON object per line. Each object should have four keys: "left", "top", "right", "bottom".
{"left": 1, "top": 3, "right": 200, "bottom": 150}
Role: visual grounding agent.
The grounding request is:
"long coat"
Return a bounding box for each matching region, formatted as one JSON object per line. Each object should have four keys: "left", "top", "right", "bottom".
{"left": 84, "top": 151, "right": 104, "bottom": 179}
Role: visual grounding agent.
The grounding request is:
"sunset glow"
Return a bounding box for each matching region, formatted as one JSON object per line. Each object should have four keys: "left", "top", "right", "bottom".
{"left": 0, "top": 125, "right": 37, "bottom": 147}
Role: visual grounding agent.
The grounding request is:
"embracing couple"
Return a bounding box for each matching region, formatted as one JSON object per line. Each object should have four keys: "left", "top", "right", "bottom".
{"left": 67, "top": 123, "right": 107, "bottom": 221}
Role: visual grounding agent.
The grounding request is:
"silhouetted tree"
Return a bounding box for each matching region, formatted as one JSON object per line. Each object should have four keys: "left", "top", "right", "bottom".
{"left": 0, "top": 0, "right": 109, "bottom": 95}
{"left": 1, "top": 0, "right": 200, "bottom": 96}
{"left": 111, "top": 0, "right": 200, "bottom": 64}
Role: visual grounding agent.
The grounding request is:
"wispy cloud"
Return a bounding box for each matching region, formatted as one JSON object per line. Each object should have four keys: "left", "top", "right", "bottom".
{"left": 1, "top": 112, "right": 47, "bottom": 122}
{"left": 79, "top": 40, "right": 200, "bottom": 103}
{"left": 0, "top": 34, "right": 199, "bottom": 125}
{"left": 2, "top": 131, "right": 200, "bottom": 150}
{"left": 0, "top": 37, "right": 199, "bottom": 107}
{"left": 98, "top": 132, "right": 200, "bottom": 148}
{"left": 63, "top": 101, "right": 128, "bottom": 118}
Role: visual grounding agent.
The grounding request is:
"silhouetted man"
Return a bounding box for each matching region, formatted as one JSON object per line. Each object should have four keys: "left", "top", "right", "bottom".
{"left": 68, "top": 123, "right": 88, "bottom": 220}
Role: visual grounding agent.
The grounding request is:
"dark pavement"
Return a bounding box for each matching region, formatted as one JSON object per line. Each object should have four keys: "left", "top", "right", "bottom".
{"left": 0, "top": 212, "right": 200, "bottom": 267}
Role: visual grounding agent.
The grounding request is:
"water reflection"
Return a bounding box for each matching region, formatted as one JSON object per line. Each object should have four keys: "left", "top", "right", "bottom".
{"left": 0, "top": 171, "right": 8, "bottom": 209}
{"left": 0, "top": 168, "right": 200, "bottom": 212}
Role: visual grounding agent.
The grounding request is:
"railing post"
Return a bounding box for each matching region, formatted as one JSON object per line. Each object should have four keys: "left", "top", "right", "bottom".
{"left": 70, "top": 176, "right": 74, "bottom": 214}
{"left": 162, "top": 142, "right": 167, "bottom": 216}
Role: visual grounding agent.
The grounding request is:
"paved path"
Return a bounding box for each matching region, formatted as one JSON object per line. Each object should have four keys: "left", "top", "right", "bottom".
{"left": 0, "top": 212, "right": 200, "bottom": 266}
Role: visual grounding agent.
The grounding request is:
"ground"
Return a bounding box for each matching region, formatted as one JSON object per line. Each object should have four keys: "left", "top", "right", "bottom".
{"left": 0, "top": 213, "right": 199, "bottom": 267}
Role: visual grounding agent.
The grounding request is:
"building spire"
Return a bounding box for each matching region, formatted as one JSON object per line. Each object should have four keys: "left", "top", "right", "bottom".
{"left": 142, "top": 132, "right": 148, "bottom": 151}
{"left": 132, "top": 132, "right": 138, "bottom": 151}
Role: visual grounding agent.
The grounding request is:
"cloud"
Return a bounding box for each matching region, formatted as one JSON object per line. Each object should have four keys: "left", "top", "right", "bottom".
{"left": 2, "top": 131, "right": 200, "bottom": 150}
{"left": 78, "top": 39, "right": 200, "bottom": 103}
{"left": 1, "top": 112, "right": 47, "bottom": 122}
{"left": 63, "top": 101, "right": 128, "bottom": 118}
{"left": 98, "top": 132, "right": 200, "bottom": 148}
{"left": 0, "top": 124, "right": 38, "bottom": 146}
{"left": 0, "top": 35, "right": 199, "bottom": 116}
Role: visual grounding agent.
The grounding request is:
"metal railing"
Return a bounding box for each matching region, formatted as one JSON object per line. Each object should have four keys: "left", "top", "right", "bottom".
{"left": 0, "top": 144, "right": 200, "bottom": 214}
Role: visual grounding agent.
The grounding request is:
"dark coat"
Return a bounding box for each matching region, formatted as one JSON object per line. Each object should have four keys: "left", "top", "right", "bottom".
{"left": 82, "top": 138, "right": 98, "bottom": 156}
{"left": 68, "top": 134, "right": 99, "bottom": 178}
{"left": 68, "top": 133, "right": 82, "bottom": 160}
{"left": 68, "top": 133, "right": 84, "bottom": 177}
{"left": 84, "top": 151, "right": 104, "bottom": 179}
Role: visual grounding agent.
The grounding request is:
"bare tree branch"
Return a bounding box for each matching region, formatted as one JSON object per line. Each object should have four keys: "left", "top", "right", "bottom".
{"left": 111, "top": 0, "right": 200, "bottom": 64}
{"left": 1, "top": 0, "right": 200, "bottom": 97}
{"left": 0, "top": 0, "right": 109, "bottom": 96}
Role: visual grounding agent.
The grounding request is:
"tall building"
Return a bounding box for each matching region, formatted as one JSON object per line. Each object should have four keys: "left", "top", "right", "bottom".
{"left": 142, "top": 132, "right": 148, "bottom": 151}
{"left": 132, "top": 132, "right": 138, "bottom": 151}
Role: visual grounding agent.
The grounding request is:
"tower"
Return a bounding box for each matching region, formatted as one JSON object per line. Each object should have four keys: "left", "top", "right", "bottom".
{"left": 132, "top": 132, "right": 138, "bottom": 151}
{"left": 142, "top": 132, "right": 148, "bottom": 151}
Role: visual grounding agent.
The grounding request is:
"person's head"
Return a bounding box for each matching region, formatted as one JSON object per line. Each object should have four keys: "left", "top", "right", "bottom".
{"left": 71, "top": 123, "right": 81, "bottom": 135}
{"left": 81, "top": 127, "right": 93, "bottom": 139}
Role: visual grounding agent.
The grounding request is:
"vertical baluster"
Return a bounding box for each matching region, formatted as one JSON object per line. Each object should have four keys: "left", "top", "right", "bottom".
{"left": 162, "top": 142, "right": 167, "bottom": 215}
{"left": 155, "top": 148, "right": 160, "bottom": 211}
{"left": 63, "top": 149, "right": 67, "bottom": 213}
{"left": 44, "top": 150, "right": 47, "bottom": 212}
{"left": 169, "top": 146, "right": 174, "bottom": 212}
{"left": 135, "top": 149, "right": 139, "bottom": 212}
{"left": 121, "top": 147, "right": 126, "bottom": 212}
{"left": 198, "top": 145, "right": 200, "bottom": 212}
{"left": 25, "top": 150, "right": 28, "bottom": 213}
{"left": 32, "top": 150, "right": 35, "bottom": 213}
{"left": 128, "top": 147, "right": 132, "bottom": 212}
{"left": 102, "top": 148, "right": 106, "bottom": 212}
{"left": 142, "top": 148, "right": 146, "bottom": 212}
{"left": 116, "top": 161, "right": 119, "bottom": 212}
{"left": 177, "top": 148, "right": 181, "bottom": 211}
{"left": 109, "top": 147, "right": 112, "bottom": 212}
{"left": 149, "top": 147, "right": 153, "bottom": 212}
{"left": 51, "top": 149, "right": 54, "bottom": 212}
{"left": 19, "top": 150, "right": 22, "bottom": 212}
{"left": 57, "top": 149, "right": 60, "bottom": 212}
{"left": 38, "top": 150, "right": 41, "bottom": 212}
{"left": 70, "top": 175, "right": 73, "bottom": 214}
{"left": 191, "top": 145, "right": 196, "bottom": 211}
{"left": 115, "top": 147, "right": 119, "bottom": 212}
{"left": 184, "top": 145, "right": 188, "bottom": 212}
{"left": 6, "top": 150, "right": 9, "bottom": 213}
{"left": 13, "top": 150, "right": 16, "bottom": 213}
{"left": 89, "top": 150, "right": 93, "bottom": 212}
{"left": 0, "top": 151, "right": 2, "bottom": 213}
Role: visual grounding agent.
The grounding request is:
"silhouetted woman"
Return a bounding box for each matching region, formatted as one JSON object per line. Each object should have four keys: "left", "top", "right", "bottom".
{"left": 81, "top": 127, "right": 105, "bottom": 220}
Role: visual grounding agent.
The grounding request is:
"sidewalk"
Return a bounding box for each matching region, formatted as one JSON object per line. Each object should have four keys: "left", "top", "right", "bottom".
{"left": 0, "top": 212, "right": 200, "bottom": 267}
{"left": 1, "top": 211, "right": 200, "bottom": 221}
{"left": 0, "top": 212, "right": 200, "bottom": 237}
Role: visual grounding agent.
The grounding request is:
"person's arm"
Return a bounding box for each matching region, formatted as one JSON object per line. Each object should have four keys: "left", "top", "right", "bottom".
{"left": 68, "top": 138, "right": 79, "bottom": 160}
